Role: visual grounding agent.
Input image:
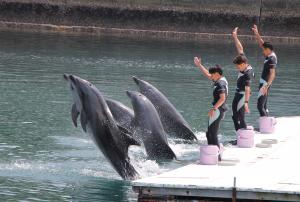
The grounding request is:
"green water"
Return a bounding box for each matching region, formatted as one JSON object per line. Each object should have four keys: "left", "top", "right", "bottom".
{"left": 0, "top": 30, "right": 299, "bottom": 201}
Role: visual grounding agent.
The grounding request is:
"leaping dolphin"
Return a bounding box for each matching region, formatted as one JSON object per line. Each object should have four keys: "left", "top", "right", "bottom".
{"left": 63, "top": 74, "right": 140, "bottom": 180}
{"left": 106, "top": 98, "right": 134, "bottom": 133}
{"left": 132, "top": 76, "right": 197, "bottom": 141}
{"left": 127, "top": 91, "right": 177, "bottom": 160}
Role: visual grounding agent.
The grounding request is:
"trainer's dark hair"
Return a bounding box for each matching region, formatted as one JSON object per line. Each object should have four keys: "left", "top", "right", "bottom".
{"left": 262, "top": 42, "right": 274, "bottom": 51}
{"left": 233, "top": 54, "right": 248, "bottom": 65}
{"left": 209, "top": 65, "right": 223, "bottom": 75}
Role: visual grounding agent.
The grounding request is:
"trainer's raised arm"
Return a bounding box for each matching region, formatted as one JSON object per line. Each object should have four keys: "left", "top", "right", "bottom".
{"left": 232, "top": 27, "right": 244, "bottom": 55}
{"left": 252, "top": 24, "right": 264, "bottom": 48}
{"left": 194, "top": 56, "right": 211, "bottom": 80}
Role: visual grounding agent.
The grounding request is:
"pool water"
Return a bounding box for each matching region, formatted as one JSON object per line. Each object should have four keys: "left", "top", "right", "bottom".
{"left": 0, "top": 31, "right": 299, "bottom": 201}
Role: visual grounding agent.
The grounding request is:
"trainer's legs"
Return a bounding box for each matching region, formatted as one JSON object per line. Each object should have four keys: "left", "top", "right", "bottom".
{"left": 232, "top": 95, "right": 240, "bottom": 131}
{"left": 264, "top": 88, "right": 270, "bottom": 116}
{"left": 206, "top": 109, "right": 223, "bottom": 147}
{"left": 232, "top": 93, "right": 247, "bottom": 130}
{"left": 257, "top": 85, "right": 269, "bottom": 117}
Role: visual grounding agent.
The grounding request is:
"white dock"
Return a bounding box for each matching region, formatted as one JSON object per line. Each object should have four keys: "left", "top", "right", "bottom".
{"left": 132, "top": 116, "right": 300, "bottom": 201}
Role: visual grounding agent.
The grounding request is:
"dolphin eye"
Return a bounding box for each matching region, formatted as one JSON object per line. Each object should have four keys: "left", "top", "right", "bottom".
{"left": 71, "top": 86, "right": 74, "bottom": 90}
{"left": 139, "top": 94, "right": 142, "bottom": 96}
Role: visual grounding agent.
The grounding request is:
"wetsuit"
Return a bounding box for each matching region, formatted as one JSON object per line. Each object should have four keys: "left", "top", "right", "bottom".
{"left": 232, "top": 65, "right": 254, "bottom": 131}
{"left": 257, "top": 52, "right": 277, "bottom": 116}
{"left": 206, "top": 77, "right": 228, "bottom": 147}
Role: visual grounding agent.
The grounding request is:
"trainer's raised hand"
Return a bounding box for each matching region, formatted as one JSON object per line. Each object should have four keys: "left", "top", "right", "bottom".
{"left": 252, "top": 24, "right": 264, "bottom": 48}
{"left": 252, "top": 24, "right": 259, "bottom": 35}
{"left": 194, "top": 56, "right": 212, "bottom": 80}
{"left": 232, "top": 27, "right": 238, "bottom": 38}
{"left": 194, "top": 56, "right": 202, "bottom": 67}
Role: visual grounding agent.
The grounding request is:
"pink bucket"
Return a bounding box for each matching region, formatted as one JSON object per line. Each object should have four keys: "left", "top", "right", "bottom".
{"left": 199, "top": 145, "right": 219, "bottom": 165}
{"left": 237, "top": 129, "right": 255, "bottom": 148}
{"left": 259, "top": 117, "right": 276, "bottom": 134}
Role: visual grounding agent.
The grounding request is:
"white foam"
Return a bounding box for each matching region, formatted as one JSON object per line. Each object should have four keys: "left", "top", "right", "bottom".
{"left": 128, "top": 131, "right": 208, "bottom": 178}
{"left": 0, "top": 161, "right": 46, "bottom": 171}
{"left": 80, "top": 168, "right": 116, "bottom": 179}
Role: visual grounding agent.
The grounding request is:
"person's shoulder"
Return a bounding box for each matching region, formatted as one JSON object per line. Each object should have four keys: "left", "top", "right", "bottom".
{"left": 268, "top": 52, "right": 277, "bottom": 60}
{"left": 272, "top": 51, "right": 277, "bottom": 57}
{"left": 217, "top": 77, "right": 228, "bottom": 87}
{"left": 245, "top": 67, "right": 254, "bottom": 78}
{"left": 269, "top": 52, "right": 278, "bottom": 64}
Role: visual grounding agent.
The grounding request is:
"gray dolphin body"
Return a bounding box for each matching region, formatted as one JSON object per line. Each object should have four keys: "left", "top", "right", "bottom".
{"left": 106, "top": 98, "right": 134, "bottom": 132}
{"left": 132, "top": 77, "right": 197, "bottom": 141}
{"left": 105, "top": 99, "right": 143, "bottom": 143}
{"left": 127, "top": 91, "right": 176, "bottom": 160}
{"left": 64, "top": 74, "right": 140, "bottom": 180}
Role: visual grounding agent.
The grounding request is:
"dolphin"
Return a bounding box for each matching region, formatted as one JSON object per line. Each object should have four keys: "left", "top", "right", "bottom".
{"left": 127, "top": 91, "right": 177, "bottom": 160}
{"left": 63, "top": 74, "right": 140, "bottom": 180}
{"left": 105, "top": 98, "right": 134, "bottom": 133}
{"left": 132, "top": 76, "right": 197, "bottom": 141}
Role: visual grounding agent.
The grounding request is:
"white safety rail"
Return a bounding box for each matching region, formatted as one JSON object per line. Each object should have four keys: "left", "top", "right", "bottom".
{"left": 132, "top": 116, "right": 300, "bottom": 201}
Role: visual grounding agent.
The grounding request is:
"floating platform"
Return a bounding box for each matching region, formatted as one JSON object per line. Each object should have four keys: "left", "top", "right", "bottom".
{"left": 132, "top": 116, "right": 300, "bottom": 201}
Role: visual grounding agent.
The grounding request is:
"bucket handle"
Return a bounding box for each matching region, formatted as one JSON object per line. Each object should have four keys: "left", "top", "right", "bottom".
{"left": 271, "top": 117, "right": 277, "bottom": 126}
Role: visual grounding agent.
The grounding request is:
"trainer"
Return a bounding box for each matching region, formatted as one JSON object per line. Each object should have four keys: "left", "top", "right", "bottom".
{"left": 252, "top": 24, "right": 277, "bottom": 117}
{"left": 194, "top": 56, "right": 228, "bottom": 152}
{"left": 231, "top": 27, "right": 254, "bottom": 131}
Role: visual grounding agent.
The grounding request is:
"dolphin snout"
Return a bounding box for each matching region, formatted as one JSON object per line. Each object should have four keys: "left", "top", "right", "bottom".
{"left": 132, "top": 76, "right": 139, "bottom": 85}
{"left": 63, "top": 74, "right": 69, "bottom": 81}
{"left": 126, "top": 91, "right": 142, "bottom": 99}
{"left": 69, "top": 75, "right": 75, "bottom": 83}
{"left": 126, "top": 90, "right": 132, "bottom": 98}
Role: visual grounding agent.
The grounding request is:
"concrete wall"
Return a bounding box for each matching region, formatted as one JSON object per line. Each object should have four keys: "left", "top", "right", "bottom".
{"left": 0, "top": 0, "right": 299, "bottom": 38}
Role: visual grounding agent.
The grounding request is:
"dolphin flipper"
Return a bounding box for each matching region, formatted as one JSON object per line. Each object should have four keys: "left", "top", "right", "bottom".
{"left": 117, "top": 122, "right": 142, "bottom": 142}
{"left": 118, "top": 126, "right": 141, "bottom": 156}
{"left": 119, "top": 128, "right": 141, "bottom": 147}
{"left": 71, "top": 103, "right": 79, "bottom": 127}
{"left": 80, "top": 110, "right": 87, "bottom": 132}
{"left": 117, "top": 124, "right": 133, "bottom": 137}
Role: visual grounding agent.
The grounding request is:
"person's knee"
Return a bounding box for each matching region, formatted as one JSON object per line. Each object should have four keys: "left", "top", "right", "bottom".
{"left": 237, "top": 109, "right": 244, "bottom": 118}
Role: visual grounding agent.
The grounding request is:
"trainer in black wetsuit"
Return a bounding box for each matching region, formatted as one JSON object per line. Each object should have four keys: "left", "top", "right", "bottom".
{"left": 231, "top": 27, "right": 254, "bottom": 131}
{"left": 252, "top": 24, "right": 277, "bottom": 117}
{"left": 232, "top": 62, "right": 254, "bottom": 130}
{"left": 194, "top": 57, "right": 228, "bottom": 149}
{"left": 207, "top": 76, "right": 228, "bottom": 145}
{"left": 257, "top": 52, "right": 277, "bottom": 116}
